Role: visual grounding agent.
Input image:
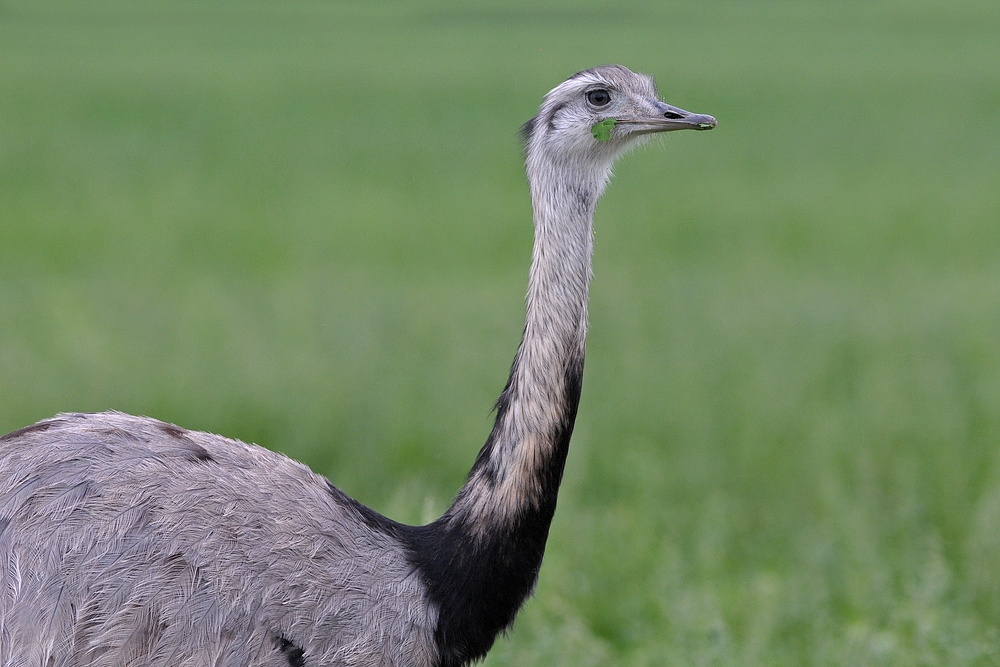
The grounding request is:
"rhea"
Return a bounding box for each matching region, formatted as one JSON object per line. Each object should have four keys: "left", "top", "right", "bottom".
{"left": 0, "top": 66, "right": 714, "bottom": 666}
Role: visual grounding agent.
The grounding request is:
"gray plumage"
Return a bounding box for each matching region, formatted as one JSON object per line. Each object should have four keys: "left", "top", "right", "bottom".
{"left": 0, "top": 65, "right": 714, "bottom": 666}
{"left": 0, "top": 413, "right": 435, "bottom": 666}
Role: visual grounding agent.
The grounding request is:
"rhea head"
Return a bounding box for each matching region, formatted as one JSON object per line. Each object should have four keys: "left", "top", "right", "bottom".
{"left": 522, "top": 64, "right": 717, "bottom": 177}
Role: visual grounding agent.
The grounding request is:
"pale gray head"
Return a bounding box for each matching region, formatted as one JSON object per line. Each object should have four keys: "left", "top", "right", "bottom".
{"left": 522, "top": 64, "right": 716, "bottom": 181}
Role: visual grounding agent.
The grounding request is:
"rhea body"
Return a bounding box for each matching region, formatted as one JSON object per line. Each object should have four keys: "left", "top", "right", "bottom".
{"left": 0, "top": 66, "right": 714, "bottom": 667}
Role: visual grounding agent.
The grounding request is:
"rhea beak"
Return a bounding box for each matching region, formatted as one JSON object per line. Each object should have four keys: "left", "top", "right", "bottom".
{"left": 622, "top": 100, "right": 717, "bottom": 134}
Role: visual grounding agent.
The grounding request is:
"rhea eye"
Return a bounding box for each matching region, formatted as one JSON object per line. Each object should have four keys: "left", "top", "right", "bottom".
{"left": 586, "top": 89, "right": 611, "bottom": 108}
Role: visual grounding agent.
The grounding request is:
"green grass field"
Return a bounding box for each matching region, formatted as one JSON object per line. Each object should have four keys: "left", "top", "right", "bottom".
{"left": 2, "top": 0, "right": 999, "bottom": 663}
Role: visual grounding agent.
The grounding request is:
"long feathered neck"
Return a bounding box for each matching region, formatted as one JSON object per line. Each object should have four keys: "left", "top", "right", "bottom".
{"left": 450, "top": 151, "right": 602, "bottom": 528}
{"left": 401, "top": 138, "right": 613, "bottom": 667}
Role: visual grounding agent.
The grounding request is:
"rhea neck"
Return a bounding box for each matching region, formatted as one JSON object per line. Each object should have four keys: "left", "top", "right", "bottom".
{"left": 402, "top": 138, "right": 615, "bottom": 667}
{"left": 450, "top": 145, "right": 611, "bottom": 528}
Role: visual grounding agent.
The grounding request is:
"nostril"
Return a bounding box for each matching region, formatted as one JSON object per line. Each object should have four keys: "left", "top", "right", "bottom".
{"left": 663, "top": 111, "right": 685, "bottom": 120}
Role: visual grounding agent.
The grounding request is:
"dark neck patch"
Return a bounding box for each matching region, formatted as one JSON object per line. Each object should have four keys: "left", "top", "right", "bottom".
{"left": 400, "top": 354, "right": 584, "bottom": 667}
{"left": 319, "top": 353, "right": 586, "bottom": 667}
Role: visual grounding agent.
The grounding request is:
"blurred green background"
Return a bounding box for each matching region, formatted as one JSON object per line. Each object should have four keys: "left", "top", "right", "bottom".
{"left": 2, "top": 0, "right": 999, "bottom": 663}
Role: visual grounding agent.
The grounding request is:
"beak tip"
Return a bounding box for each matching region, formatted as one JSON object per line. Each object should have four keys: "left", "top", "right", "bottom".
{"left": 692, "top": 115, "right": 717, "bottom": 130}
